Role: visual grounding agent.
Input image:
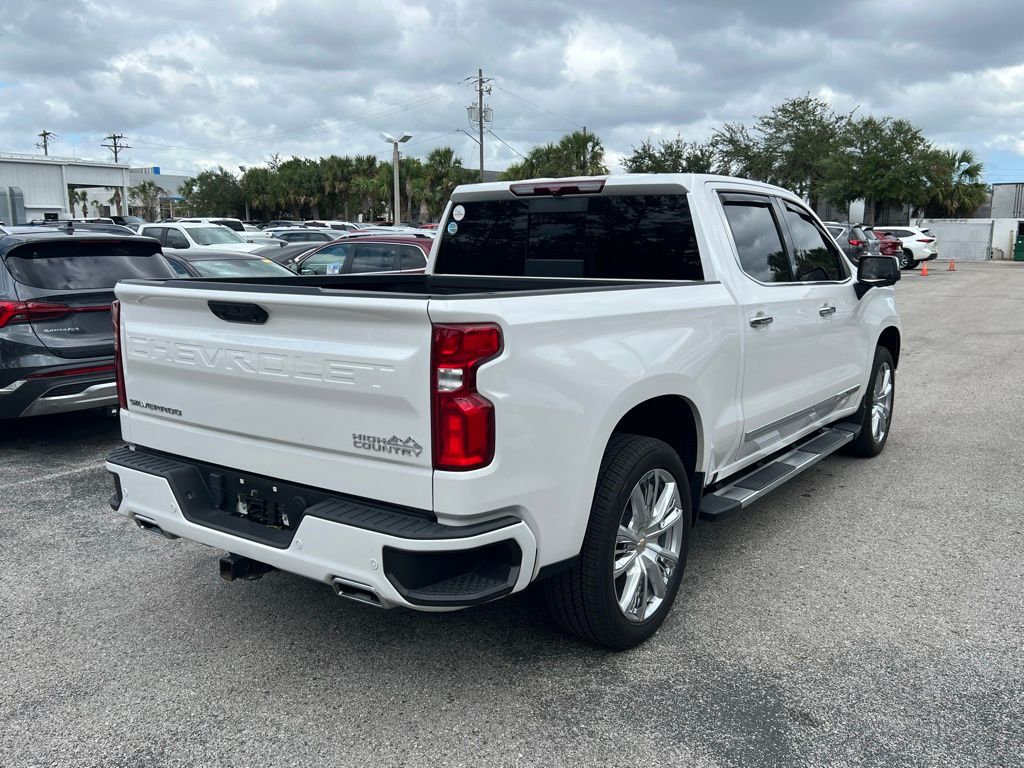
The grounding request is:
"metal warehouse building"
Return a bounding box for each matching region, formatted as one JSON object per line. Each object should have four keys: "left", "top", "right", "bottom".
{"left": 0, "top": 153, "right": 131, "bottom": 224}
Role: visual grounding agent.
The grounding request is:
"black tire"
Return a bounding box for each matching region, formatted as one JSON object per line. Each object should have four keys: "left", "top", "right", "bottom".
{"left": 544, "top": 434, "right": 691, "bottom": 649}
{"left": 843, "top": 347, "right": 895, "bottom": 457}
{"left": 899, "top": 249, "right": 916, "bottom": 270}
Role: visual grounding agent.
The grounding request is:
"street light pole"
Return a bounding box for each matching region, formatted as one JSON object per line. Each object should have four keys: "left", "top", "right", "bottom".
{"left": 381, "top": 132, "right": 412, "bottom": 225}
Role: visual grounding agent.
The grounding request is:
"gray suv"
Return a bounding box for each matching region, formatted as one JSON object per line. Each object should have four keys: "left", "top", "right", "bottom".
{"left": 0, "top": 226, "right": 173, "bottom": 420}
{"left": 824, "top": 221, "right": 881, "bottom": 262}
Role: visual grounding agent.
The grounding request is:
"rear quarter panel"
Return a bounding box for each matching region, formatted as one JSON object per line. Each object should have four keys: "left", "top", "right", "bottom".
{"left": 428, "top": 282, "right": 742, "bottom": 568}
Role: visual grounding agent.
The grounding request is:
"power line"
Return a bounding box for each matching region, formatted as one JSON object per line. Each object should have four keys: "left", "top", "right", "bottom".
{"left": 127, "top": 87, "right": 463, "bottom": 153}
{"left": 493, "top": 85, "right": 583, "bottom": 129}
{"left": 486, "top": 129, "right": 527, "bottom": 160}
{"left": 405, "top": 129, "right": 462, "bottom": 148}
{"left": 102, "top": 133, "right": 130, "bottom": 162}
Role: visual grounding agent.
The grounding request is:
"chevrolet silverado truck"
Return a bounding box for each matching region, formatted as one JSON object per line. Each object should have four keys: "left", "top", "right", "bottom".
{"left": 105, "top": 174, "right": 901, "bottom": 649}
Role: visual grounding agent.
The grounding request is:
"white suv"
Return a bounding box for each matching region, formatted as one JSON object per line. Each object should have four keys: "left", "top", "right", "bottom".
{"left": 138, "top": 222, "right": 265, "bottom": 254}
{"left": 872, "top": 226, "right": 938, "bottom": 270}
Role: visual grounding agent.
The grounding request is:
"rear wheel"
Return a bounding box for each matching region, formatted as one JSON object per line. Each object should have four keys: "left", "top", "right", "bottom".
{"left": 899, "top": 249, "right": 916, "bottom": 270}
{"left": 544, "top": 434, "right": 691, "bottom": 649}
{"left": 843, "top": 347, "right": 895, "bottom": 457}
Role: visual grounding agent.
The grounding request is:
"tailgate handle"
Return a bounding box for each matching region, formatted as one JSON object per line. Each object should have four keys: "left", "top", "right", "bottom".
{"left": 208, "top": 301, "right": 268, "bottom": 324}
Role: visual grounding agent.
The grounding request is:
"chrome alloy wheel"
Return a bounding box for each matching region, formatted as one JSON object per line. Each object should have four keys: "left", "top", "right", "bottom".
{"left": 872, "top": 361, "right": 894, "bottom": 443}
{"left": 613, "top": 468, "right": 685, "bottom": 623}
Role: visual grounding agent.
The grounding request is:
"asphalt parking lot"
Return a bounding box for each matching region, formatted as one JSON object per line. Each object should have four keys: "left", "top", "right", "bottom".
{"left": 2, "top": 262, "right": 1022, "bottom": 768}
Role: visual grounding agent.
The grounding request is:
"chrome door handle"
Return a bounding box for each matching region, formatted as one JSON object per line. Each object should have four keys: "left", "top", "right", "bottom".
{"left": 749, "top": 312, "right": 774, "bottom": 328}
{"left": 819, "top": 304, "right": 837, "bottom": 317}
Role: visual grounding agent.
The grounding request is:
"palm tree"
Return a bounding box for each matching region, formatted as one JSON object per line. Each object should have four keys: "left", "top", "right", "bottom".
{"left": 106, "top": 187, "right": 123, "bottom": 216}
{"left": 418, "top": 148, "right": 470, "bottom": 220}
{"left": 69, "top": 188, "right": 90, "bottom": 217}
{"left": 929, "top": 149, "right": 988, "bottom": 217}
{"left": 130, "top": 180, "right": 165, "bottom": 222}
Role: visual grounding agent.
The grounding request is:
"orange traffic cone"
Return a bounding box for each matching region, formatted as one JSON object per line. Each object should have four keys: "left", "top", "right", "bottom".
{"left": 921, "top": 261, "right": 929, "bottom": 276}
{"left": 948, "top": 259, "right": 956, "bottom": 272}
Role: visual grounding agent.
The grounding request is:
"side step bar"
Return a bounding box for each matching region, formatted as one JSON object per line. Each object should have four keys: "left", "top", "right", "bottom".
{"left": 700, "top": 423, "right": 860, "bottom": 522}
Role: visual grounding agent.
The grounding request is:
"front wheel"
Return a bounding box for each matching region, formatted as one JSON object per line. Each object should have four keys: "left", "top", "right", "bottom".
{"left": 843, "top": 347, "right": 895, "bottom": 457}
{"left": 544, "top": 434, "right": 691, "bottom": 649}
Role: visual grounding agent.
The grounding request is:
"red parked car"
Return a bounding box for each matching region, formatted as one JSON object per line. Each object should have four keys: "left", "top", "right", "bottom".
{"left": 867, "top": 228, "right": 903, "bottom": 257}
{"left": 289, "top": 234, "right": 432, "bottom": 275}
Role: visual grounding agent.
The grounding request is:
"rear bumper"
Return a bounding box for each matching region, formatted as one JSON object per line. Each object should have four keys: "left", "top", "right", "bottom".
{"left": 105, "top": 446, "right": 537, "bottom": 610}
{"left": 0, "top": 372, "right": 116, "bottom": 419}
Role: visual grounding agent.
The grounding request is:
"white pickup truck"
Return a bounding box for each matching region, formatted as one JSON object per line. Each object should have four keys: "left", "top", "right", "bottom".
{"left": 106, "top": 174, "right": 902, "bottom": 649}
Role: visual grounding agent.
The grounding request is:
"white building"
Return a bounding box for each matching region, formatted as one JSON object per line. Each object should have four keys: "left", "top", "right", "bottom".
{"left": 0, "top": 152, "right": 132, "bottom": 223}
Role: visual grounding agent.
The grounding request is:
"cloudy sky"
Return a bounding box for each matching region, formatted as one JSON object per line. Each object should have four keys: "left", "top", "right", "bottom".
{"left": 2, "top": 0, "right": 1024, "bottom": 182}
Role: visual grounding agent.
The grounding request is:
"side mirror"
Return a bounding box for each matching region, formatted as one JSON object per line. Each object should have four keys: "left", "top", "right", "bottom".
{"left": 856, "top": 255, "right": 900, "bottom": 298}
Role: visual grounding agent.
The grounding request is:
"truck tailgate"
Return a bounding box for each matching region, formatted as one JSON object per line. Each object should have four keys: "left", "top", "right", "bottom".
{"left": 115, "top": 282, "right": 433, "bottom": 509}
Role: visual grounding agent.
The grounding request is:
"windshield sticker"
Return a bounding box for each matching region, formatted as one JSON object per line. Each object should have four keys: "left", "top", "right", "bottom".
{"left": 452, "top": 204, "right": 466, "bottom": 222}
{"left": 447, "top": 221, "right": 458, "bottom": 235}
{"left": 326, "top": 263, "right": 341, "bottom": 275}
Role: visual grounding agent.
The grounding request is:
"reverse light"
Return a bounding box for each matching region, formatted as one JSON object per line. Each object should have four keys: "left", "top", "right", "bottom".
{"left": 431, "top": 323, "right": 502, "bottom": 471}
{"left": 112, "top": 300, "right": 128, "bottom": 409}
{"left": 509, "top": 179, "right": 606, "bottom": 197}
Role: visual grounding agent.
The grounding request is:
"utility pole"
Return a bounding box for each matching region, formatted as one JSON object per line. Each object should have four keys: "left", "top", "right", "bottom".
{"left": 36, "top": 130, "right": 55, "bottom": 156}
{"left": 466, "top": 69, "right": 492, "bottom": 182}
{"left": 102, "top": 133, "right": 130, "bottom": 163}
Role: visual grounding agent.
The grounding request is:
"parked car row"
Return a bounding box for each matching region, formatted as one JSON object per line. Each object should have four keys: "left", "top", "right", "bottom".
{"left": 0, "top": 221, "right": 432, "bottom": 421}
{"left": 824, "top": 221, "right": 938, "bottom": 270}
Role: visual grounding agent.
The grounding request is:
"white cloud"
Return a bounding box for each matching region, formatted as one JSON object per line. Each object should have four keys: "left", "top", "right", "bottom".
{"left": 0, "top": 0, "right": 1022, "bottom": 179}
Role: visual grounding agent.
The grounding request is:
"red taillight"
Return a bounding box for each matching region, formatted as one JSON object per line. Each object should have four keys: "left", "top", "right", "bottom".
{"left": 0, "top": 301, "right": 110, "bottom": 329}
{"left": 431, "top": 323, "right": 502, "bottom": 471}
{"left": 26, "top": 364, "right": 115, "bottom": 379}
{"left": 848, "top": 239, "right": 866, "bottom": 247}
{"left": 0, "top": 300, "right": 72, "bottom": 328}
{"left": 112, "top": 300, "right": 127, "bottom": 409}
{"left": 916, "top": 238, "right": 935, "bottom": 243}
{"left": 509, "top": 179, "right": 606, "bottom": 197}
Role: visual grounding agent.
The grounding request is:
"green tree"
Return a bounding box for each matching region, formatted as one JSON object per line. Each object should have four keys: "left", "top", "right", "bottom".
{"left": 276, "top": 157, "right": 323, "bottom": 218}
{"left": 417, "top": 147, "right": 473, "bottom": 221}
{"left": 713, "top": 95, "right": 851, "bottom": 207}
{"left": 129, "top": 179, "right": 165, "bottom": 221}
{"left": 924, "top": 148, "right": 988, "bottom": 217}
{"left": 822, "top": 116, "right": 934, "bottom": 224}
{"left": 622, "top": 135, "right": 716, "bottom": 173}
{"left": 502, "top": 129, "right": 608, "bottom": 180}
{"left": 106, "top": 187, "right": 123, "bottom": 216}
{"left": 179, "top": 167, "right": 244, "bottom": 217}
{"left": 68, "top": 188, "right": 90, "bottom": 217}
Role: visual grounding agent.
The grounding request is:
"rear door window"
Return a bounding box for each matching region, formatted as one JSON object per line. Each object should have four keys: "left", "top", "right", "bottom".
{"left": 399, "top": 245, "right": 427, "bottom": 270}
{"left": 4, "top": 239, "right": 172, "bottom": 289}
{"left": 164, "top": 229, "right": 190, "bottom": 248}
{"left": 720, "top": 196, "right": 793, "bottom": 283}
{"left": 433, "top": 194, "right": 703, "bottom": 280}
{"left": 349, "top": 244, "right": 397, "bottom": 273}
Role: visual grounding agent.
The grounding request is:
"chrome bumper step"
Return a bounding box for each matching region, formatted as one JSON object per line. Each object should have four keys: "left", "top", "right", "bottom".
{"left": 700, "top": 423, "right": 860, "bottom": 522}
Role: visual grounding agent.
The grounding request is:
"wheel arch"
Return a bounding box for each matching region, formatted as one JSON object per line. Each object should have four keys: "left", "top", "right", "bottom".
{"left": 608, "top": 394, "right": 705, "bottom": 524}
{"left": 877, "top": 326, "right": 901, "bottom": 368}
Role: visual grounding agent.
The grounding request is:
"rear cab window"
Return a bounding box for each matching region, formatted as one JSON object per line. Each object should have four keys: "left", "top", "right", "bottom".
{"left": 3, "top": 239, "right": 172, "bottom": 289}
{"left": 720, "top": 194, "right": 792, "bottom": 283}
{"left": 433, "top": 194, "right": 704, "bottom": 281}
